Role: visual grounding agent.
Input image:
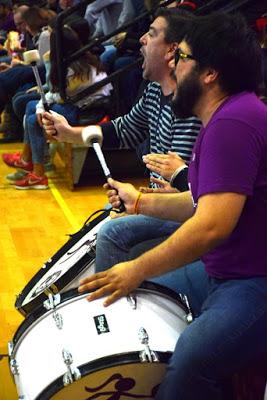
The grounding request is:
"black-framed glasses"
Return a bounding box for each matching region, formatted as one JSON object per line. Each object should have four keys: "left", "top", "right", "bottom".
{"left": 174, "top": 48, "right": 195, "bottom": 66}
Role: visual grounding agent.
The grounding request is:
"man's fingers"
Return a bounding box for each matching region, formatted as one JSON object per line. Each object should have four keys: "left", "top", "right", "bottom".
{"left": 103, "top": 289, "right": 123, "bottom": 307}
{"left": 78, "top": 273, "right": 107, "bottom": 291}
{"left": 150, "top": 176, "right": 166, "bottom": 185}
{"left": 107, "top": 189, "right": 118, "bottom": 197}
{"left": 86, "top": 283, "right": 114, "bottom": 302}
{"left": 146, "top": 162, "right": 161, "bottom": 174}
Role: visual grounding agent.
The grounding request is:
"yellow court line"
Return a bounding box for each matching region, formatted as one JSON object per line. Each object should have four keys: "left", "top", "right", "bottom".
{"left": 0, "top": 149, "right": 20, "bottom": 154}
{"left": 48, "top": 179, "right": 81, "bottom": 232}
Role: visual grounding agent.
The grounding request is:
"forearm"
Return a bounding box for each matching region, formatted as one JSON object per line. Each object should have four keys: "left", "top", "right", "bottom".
{"left": 138, "top": 191, "right": 194, "bottom": 222}
{"left": 134, "top": 214, "right": 220, "bottom": 281}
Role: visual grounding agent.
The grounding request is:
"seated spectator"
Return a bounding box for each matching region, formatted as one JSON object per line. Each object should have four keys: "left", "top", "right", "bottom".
{"left": 2, "top": 21, "right": 112, "bottom": 189}
{"left": 0, "top": 6, "right": 55, "bottom": 142}
{"left": 85, "top": 0, "right": 123, "bottom": 38}
{"left": 0, "top": 0, "right": 16, "bottom": 33}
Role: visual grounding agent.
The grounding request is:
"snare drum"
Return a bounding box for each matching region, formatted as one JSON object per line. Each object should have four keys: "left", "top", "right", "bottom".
{"left": 15, "top": 211, "right": 110, "bottom": 316}
{"left": 9, "top": 283, "right": 189, "bottom": 400}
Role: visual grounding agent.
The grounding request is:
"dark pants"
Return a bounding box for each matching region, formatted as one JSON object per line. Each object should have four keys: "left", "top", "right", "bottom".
{"left": 0, "top": 64, "right": 45, "bottom": 113}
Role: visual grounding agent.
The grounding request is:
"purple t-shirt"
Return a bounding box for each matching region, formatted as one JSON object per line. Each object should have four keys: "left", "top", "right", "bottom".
{"left": 188, "top": 92, "right": 267, "bottom": 278}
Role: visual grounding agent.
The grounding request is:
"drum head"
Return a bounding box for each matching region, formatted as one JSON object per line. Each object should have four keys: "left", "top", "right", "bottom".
{"left": 15, "top": 211, "right": 110, "bottom": 316}
{"left": 37, "top": 352, "right": 171, "bottom": 400}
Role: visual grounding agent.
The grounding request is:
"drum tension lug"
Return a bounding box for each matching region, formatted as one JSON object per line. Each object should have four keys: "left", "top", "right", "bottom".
{"left": 180, "top": 294, "right": 194, "bottom": 323}
{"left": 43, "top": 292, "right": 61, "bottom": 311}
{"left": 138, "top": 327, "right": 159, "bottom": 363}
{"left": 8, "top": 341, "right": 19, "bottom": 376}
{"left": 8, "top": 342, "right": 28, "bottom": 399}
{"left": 43, "top": 293, "right": 63, "bottom": 329}
{"left": 127, "top": 294, "right": 137, "bottom": 309}
{"left": 62, "top": 349, "right": 81, "bottom": 386}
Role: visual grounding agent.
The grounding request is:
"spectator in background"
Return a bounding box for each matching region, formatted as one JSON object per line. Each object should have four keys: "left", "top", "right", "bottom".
{"left": 0, "top": 6, "right": 55, "bottom": 143}
{"left": 13, "top": 5, "right": 30, "bottom": 49}
{"left": 85, "top": 0, "right": 123, "bottom": 38}
{"left": 2, "top": 20, "right": 112, "bottom": 189}
{"left": 0, "top": 0, "right": 16, "bottom": 33}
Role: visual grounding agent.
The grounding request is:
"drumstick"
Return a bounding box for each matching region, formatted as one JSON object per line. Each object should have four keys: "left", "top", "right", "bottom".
{"left": 23, "top": 50, "right": 50, "bottom": 112}
{"left": 82, "top": 126, "right": 126, "bottom": 213}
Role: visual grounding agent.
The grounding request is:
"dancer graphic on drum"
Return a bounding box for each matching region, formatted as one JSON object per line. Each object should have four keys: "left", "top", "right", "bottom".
{"left": 84, "top": 373, "right": 159, "bottom": 399}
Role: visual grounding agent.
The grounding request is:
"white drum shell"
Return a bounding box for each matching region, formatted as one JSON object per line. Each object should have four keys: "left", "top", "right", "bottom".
{"left": 12, "top": 289, "right": 188, "bottom": 400}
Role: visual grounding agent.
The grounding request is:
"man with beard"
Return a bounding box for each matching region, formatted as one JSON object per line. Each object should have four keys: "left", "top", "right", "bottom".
{"left": 42, "top": 7, "right": 205, "bottom": 310}
{"left": 75, "top": 12, "right": 267, "bottom": 400}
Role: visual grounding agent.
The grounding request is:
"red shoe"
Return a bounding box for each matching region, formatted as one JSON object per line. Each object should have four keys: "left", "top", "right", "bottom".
{"left": 15, "top": 172, "right": 48, "bottom": 190}
{"left": 2, "top": 152, "right": 33, "bottom": 171}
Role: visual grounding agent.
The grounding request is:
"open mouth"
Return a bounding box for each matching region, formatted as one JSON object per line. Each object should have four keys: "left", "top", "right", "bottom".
{"left": 140, "top": 50, "right": 145, "bottom": 69}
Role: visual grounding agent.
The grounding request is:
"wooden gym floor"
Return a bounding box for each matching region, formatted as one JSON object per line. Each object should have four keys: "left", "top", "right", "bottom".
{"left": 0, "top": 142, "right": 146, "bottom": 399}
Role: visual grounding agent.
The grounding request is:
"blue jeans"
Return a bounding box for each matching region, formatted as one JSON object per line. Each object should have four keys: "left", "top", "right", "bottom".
{"left": 13, "top": 90, "right": 41, "bottom": 122}
{"left": 95, "top": 215, "right": 207, "bottom": 316}
{"left": 96, "top": 214, "right": 180, "bottom": 270}
{"left": 156, "top": 276, "right": 267, "bottom": 400}
{"left": 0, "top": 64, "right": 45, "bottom": 113}
{"left": 24, "top": 100, "right": 79, "bottom": 164}
{"left": 96, "top": 215, "right": 267, "bottom": 398}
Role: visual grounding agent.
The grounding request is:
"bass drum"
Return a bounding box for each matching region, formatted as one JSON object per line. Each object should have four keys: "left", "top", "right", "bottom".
{"left": 9, "top": 283, "right": 189, "bottom": 400}
{"left": 15, "top": 211, "right": 110, "bottom": 316}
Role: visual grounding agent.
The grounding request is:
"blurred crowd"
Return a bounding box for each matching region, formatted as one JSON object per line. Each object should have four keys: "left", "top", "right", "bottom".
{"left": 0, "top": 0, "right": 266, "bottom": 190}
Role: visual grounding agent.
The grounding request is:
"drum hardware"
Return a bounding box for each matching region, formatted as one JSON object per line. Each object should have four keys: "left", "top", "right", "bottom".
{"left": 127, "top": 293, "right": 137, "bottom": 309}
{"left": 10, "top": 285, "right": 188, "bottom": 399}
{"left": 43, "top": 292, "right": 82, "bottom": 387}
{"left": 180, "top": 294, "right": 193, "bottom": 323}
{"left": 62, "top": 349, "right": 81, "bottom": 386}
{"left": 15, "top": 210, "right": 110, "bottom": 317}
{"left": 43, "top": 293, "right": 63, "bottom": 329}
{"left": 8, "top": 342, "right": 27, "bottom": 400}
{"left": 138, "top": 327, "right": 159, "bottom": 363}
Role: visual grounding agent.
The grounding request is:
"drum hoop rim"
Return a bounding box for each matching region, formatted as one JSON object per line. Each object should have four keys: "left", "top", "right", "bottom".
{"left": 35, "top": 350, "right": 172, "bottom": 400}
{"left": 15, "top": 211, "right": 109, "bottom": 313}
{"left": 12, "top": 282, "right": 187, "bottom": 348}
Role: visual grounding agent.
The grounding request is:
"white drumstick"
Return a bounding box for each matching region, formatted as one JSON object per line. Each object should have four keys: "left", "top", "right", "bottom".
{"left": 81, "top": 126, "right": 110, "bottom": 178}
{"left": 81, "top": 126, "right": 125, "bottom": 212}
{"left": 23, "top": 50, "right": 49, "bottom": 112}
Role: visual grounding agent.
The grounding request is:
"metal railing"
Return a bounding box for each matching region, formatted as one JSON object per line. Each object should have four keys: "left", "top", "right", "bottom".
{"left": 54, "top": 0, "right": 175, "bottom": 111}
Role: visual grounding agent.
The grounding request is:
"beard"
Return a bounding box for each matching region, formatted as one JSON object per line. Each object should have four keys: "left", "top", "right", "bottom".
{"left": 171, "top": 67, "right": 202, "bottom": 119}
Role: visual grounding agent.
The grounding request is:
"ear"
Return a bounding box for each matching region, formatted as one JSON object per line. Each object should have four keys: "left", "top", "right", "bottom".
{"left": 165, "top": 42, "right": 179, "bottom": 63}
{"left": 203, "top": 68, "right": 219, "bottom": 84}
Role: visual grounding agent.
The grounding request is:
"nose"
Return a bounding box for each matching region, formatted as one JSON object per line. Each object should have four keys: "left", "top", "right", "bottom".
{"left": 139, "top": 32, "right": 147, "bottom": 46}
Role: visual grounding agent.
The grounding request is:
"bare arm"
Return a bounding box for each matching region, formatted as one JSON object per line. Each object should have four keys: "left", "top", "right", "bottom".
{"left": 106, "top": 177, "right": 194, "bottom": 222}
{"left": 79, "top": 191, "right": 246, "bottom": 306}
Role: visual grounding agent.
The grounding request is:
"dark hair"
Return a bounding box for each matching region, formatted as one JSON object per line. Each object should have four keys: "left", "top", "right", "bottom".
{"left": 184, "top": 12, "right": 263, "bottom": 94}
{"left": 22, "top": 6, "right": 55, "bottom": 35}
{"left": 154, "top": 7, "right": 195, "bottom": 44}
{"left": 49, "top": 22, "right": 102, "bottom": 92}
